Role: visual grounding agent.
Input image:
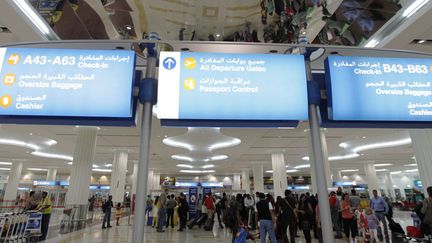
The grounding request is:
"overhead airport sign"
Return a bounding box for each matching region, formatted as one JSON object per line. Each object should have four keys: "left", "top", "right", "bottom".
{"left": 0, "top": 48, "right": 135, "bottom": 123}
{"left": 326, "top": 55, "right": 432, "bottom": 122}
{"left": 157, "top": 52, "right": 308, "bottom": 124}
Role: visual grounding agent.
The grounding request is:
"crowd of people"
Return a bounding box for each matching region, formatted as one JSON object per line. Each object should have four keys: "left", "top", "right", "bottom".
{"left": 94, "top": 185, "right": 432, "bottom": 242}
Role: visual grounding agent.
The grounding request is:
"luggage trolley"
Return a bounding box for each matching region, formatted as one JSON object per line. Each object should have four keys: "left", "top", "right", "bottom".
{"left": 0, "top": 212, "right": 30, "bottom": 242}
{"left": 24, "top": 211, "right": 42, "bottom": 243}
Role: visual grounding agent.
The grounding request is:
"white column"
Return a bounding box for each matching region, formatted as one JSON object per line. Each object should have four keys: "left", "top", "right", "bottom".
{"left": 152, "top": 173, "right": 161, "bottom": 191}
{"left": 241, "top": 169, "right": 251, "bottom": 194}
{"left": 131, "top": 161, "right": 138, "bottom": 196}
{"left": 4, "top": 162, "right": 23, "bottom": 201}
{"left": 233, "top": 174, "right": 241, "bottom": 191}
{"left": 110, "top": 151, "right": 128, "bottom": 203}
{"left": 66, "top": 126, "right": 98, "bottom": 205}
{"left": 332, "top": 169, "right": 342, "bottom": 182}
{"left": 46, "top": 168, "right": 57, "bottom": 181}
{"left": 308, "top": 130, "right": 332, "bottom": 192}
{"left": 252, "top": 163, "right": 264, "bottom": 193}
{"left": 147, "top": 170, "right": 154, "bottom": 196}
{"left": 272, "top": 153, "right": 287, "bottom": 197}
{"left": 383, "top": 173, "right": 396, "bottom": 199}
{"left": 364, "top": 162, "right": 379, "bottom": 197}
{"left": 409, "top": 130, "right": 432, "bottom": 195}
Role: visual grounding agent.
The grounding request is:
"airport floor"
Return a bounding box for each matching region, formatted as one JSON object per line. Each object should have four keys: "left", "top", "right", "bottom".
{"left": 42, "top": 210, "right": 415, "bottom": 243}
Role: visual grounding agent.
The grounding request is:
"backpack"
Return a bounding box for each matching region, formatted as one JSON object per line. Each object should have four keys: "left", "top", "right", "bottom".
{"left": 224, "top": 202, "right": 238, "bottom": 230}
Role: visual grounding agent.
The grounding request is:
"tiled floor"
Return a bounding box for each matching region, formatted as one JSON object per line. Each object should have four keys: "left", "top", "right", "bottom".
{"left": 42, "top": 210, "right": 417, "bottom": 243}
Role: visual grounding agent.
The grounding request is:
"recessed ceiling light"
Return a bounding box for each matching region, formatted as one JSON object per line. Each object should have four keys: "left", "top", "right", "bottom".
{"left": 404, "top": 163, "right": 417, "bottom": 167}
{"left": 362, "top": 136, "right": 366, "bottom": 139}
{"left": 374, "top": 163, "right": 392, "bottom": 167}
{"left": 171, "top": 155, "right": 194, "bottom": 162}
{"left": 265, "top": 170, "right": 273, "bottom": 173}
{"left": 92, "top": 168, "right": 112, "bottom": 173}
{"left": 0, "top": 168, "right": 11, "bottom": 171}
{"left": 32, "top": 151, "right": 73, "bottom": 161}
{"left": 0, "top": 162, "right": 12, "bottom": 165}
{"left": 215, "top": 33, "right": 221, "bottom": 37}
{"left": 210, "top": 155, "right": 228, "bottom": 161}
{"left": 92, "top": 165, "right": 100, "bottom": 168}
{"left": 375, "top": 169, "right": 389, "bottom": 172}
{"left": 179, "top": 170, "right": 215, "bottom": 173}
{"left": 418, "top": 39, "right": 427, "bottom": 44}
{"left": 27, "top": 168, "right": 48, "bottom": 171}
{"left": 104, "top": 163, "right": 112, "bottom": 167}
{"left": 286, "top": 169, "right": 298, "bottom": 173}
{"left": 294, "top": 164, "right": 310, "bottom": 169}
{"left": 67, "top": 162, "right": 73, "bottom": 165}
{"left": 404, "top": 169, "right": 418, "bottom": 173}
{"left": 340, "top": 169, "right": 359, "bottom": 172}
{"left": 390, "top": 171, "right": 402, "bottom": 175}
{"left": 176, "top": 164, "right": 194, "bottom": 169}
{"left": 202, "top": 164, "right": 215, "bottom": 169}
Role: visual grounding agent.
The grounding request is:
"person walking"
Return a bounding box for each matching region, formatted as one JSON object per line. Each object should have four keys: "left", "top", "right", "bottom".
{"left": 350, "top": 189, "right": 360, "bottom": 236}
{"left": 256, "top": 193, "right": 277, "bottom": 243}
{"left": 166, "top": 195, "right": 176, "bottom": 229}
{"left": 277, "top": 190, "right": 297, "bottom": 243}
{"left": 204, "top": 192, "right": 216, "bottom": 220}
{"left": 25, "top": 191, "right": 39, "bottom": 210}
{"left": 152, "top": 196, "right": 160, "bottom": 228}
{"left": 196, "top": 194, "right": 203, "bottom": 218}
{"left": 370, "top": 189, "right": 389, "bottom": 239}
{"left": 329, "top": 191, "right": 343, "bottom": 238}
{"left": 102, "top": 195, "right": 114, "bottom": 229}
{"left": 297, "top": 194, "right": 313, "bottom": 243}
{"left": 421, "top": 186, "right": 432, "bottom": 237}
{"left": 341, "top": 193, "right": 357, "bottom": 241}
{"left": 115, "top": 203, "right": 122, "bottom": 226}
{"left": 244, "top": 194, "right": 254, "bottom": 227}
{"left": 37, "top": 191, "right": 52, "bottom": 241}
{"left": 146, "top": 195, "right": 153, "bottom": 217}
{"left": 157, "top": 189, "right": 169, "bottom": 232}
{"left": 177, "top": 192, "right": 189, "bottom": 231}
{"left": 365, "top": 207, "right": 380, "bottom": 242}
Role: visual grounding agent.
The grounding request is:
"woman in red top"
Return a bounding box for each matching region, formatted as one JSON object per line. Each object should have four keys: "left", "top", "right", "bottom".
{"left": 204, "top": 193, "right": 215, "bottom": 219}
{"left": 341, "top": 193, "right": 357, "bottom": 241}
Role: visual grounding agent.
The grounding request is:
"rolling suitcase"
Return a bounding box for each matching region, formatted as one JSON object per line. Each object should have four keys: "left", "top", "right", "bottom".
{"left": 188, "top": 214, "right": 206, "bottom": 229}
{"left": 203, "top": 218, "right": 214, "bottom": 231}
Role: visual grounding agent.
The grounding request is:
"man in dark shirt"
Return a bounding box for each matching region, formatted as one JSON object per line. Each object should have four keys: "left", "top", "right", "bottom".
{"left": 102, "top": 195, "right": 114, "bottom": 228}
{"left": 177, "top": 192, "right": 189, "bottom": 231}
{"left": 256, "top": 193, "right": 277, "bottom": 243}
{"left": 166, "top": 195, "right": 177, "bottom": 228}
{"left": 278, "top": 190, "right": 297, "bottom": 243}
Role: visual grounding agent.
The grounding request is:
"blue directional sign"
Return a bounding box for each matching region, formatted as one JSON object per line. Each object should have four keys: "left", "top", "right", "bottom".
{"left": 163, "top": 57, "right": 176, "bottom": 70}
{"left": 326, "top": 55, "right": 432, "bottom": 122}
{"left": 0, "top": 47, "right": 136, "bottom": 125}
{"left": 157, "top": 52, "right": 308, "bottom": 124}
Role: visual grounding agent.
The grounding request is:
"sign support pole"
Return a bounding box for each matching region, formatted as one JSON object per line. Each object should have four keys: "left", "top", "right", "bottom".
{"left": 304, "top": 52, "right": 335, "bottom": 243}
{"left": 132, "top": 52, "right": 157, "bottom": 243}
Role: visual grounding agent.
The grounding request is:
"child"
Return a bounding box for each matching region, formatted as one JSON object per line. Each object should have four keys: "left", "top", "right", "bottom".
{"left": 365, "top": 207, "right": 380, "bottom": 242}
{"left": 115, "top": 203, "right": 122, "bottom": 226}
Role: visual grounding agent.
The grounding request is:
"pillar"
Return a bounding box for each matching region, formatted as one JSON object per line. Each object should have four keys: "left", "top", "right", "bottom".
{"left": 364, "top": 162, "right": 379, "bottom": 197}
{"left": 66, "top": 127, "right": 98, "bottom": 206}
{"left": 332, "top": 169, "right": 342, "bottom": 183}
{"left": 46, "top": 168, "right": 57, "bottom": 181}
{"left": 252, "top": 163, "right": 264, "bottom": 193}
{"left": 110, "top": 151, "right": 128, "bottom": 204}
{"left": 241, "top": 169, "right": 251, "bottom": 194}
{"left": 152, "top": 173, "right": 161, "bottom": 191}
{"left": 272, "top": 153, "right": 287, "bottom": 197}
{"left": 383, "top": 172, "right": 396, "bottom": 199}
{"left": 147, "top": 170, "right": 154, "bottom": 196}
{"left": 307, "top": 130, "right": 332, "bottom": 192}
{"left": 409, "top": 130, "right": 432, "bottom": 195}
{"left": 233, "top": 174, "right": 241, "bottom": 191}
{"left": 131, "top": 161, "right": 138, "bottom": 196}
{"left": 4, "top": 162, "right": 23, "bottom": 202}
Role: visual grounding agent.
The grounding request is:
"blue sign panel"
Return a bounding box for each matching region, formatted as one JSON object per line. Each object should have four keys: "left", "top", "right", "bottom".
{"left": 326, "top": 56, "right": 432, "bottom": 122}
{"left": 188, "top": 187, "right": 198, "bottom": 219}
{"left": 158, "top": 52, "right": 308, "bottom": 125}
{"left": 0, "top": 48, "right": 136, "bottom": 124}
